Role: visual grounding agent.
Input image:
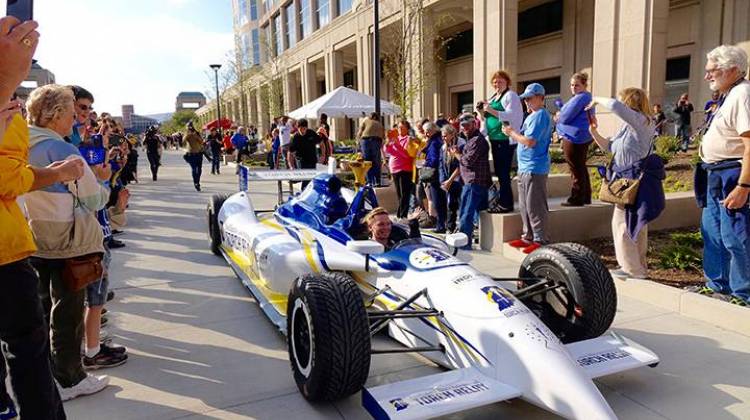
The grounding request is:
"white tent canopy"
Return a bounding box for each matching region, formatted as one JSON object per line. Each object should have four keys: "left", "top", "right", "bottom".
{"left": 288, "top": 86, "right": 401, "bottom": 119}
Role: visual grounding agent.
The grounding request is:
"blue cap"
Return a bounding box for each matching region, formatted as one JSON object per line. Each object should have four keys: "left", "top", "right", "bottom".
{"left": 519, "top": 83, "right": 545, "bottom": 99}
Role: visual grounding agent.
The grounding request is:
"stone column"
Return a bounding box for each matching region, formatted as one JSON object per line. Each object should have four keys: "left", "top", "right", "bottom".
{"left": 409, "top": 11, "right": 437, "bottom": 121}
{"left": 325, "top": 49, "right": 346, "bottom": 140}
{"left": 591, "top": 0, "right": 668, "bottom": 131}
{"left": 561, "top": 0, "right": 595, "bottom": 100}
{"left": 473, "top": 0, "right": 518, "bottom": 104}
{"left": 356, "top": 32, "right": 372, "bottom": 95}
{"left": 301, "top": 59, "right": 317, "bottom": 104}
{"left": 248, "top": 89, "right": 258, "bottom": 127}
{"left": 256, "top": 86, "right": 269, "bottom": 133}
{"left": 282, "top": 71, "right": 292, "bottom": 114}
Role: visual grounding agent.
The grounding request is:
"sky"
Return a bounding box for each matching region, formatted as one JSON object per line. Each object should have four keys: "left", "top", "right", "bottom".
{"left": 3, "top": 0, "right": 235, "bottom": 116}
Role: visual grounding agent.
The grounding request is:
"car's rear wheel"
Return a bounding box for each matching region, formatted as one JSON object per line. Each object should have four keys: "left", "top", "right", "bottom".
{"left": 207, "top": 194, "right": 230, "bottom": 256}
{"left": 517, "top": 242, "right": 616, "bottom": 344}
{"left": 287, "top": 272, "right": 371, "bottom": 401}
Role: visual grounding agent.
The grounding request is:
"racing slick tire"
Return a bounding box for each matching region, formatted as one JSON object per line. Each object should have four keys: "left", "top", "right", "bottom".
{"left": 287, "top": 272, "right": 371, "bottom": 401}
{"left": 207, "top": 193, "right": 230, "bottom": 256}
{"left": 518, "top": 242, "right": 617, "bottom": 344}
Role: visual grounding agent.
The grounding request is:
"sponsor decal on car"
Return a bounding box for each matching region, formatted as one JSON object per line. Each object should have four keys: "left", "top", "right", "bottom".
{"left": 481, "top": 286, "right": 516, "bottom": 311}
{"left": 409, "top": 248, "right": 458, "bottom": 269}
{"left": 388, "top": 381, "right": 491, "bottom": 412}
{"left": 577, "top": 350, "right": 631, "bottom": 367}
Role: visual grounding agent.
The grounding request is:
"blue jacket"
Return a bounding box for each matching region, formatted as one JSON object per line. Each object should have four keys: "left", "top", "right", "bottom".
{"left": 423, "top": 132, "right": 443, "bottom": 169}
{"left": 231, "top": 133, "right": 248, "bottom": 150}
{"left": 610, "top": 153, "right": 665, "bottom": 240}
{"left": 556, "top": 91, "right": 593, "bottom": 144}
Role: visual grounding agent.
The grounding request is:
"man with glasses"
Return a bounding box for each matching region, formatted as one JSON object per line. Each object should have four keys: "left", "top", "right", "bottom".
{"left": 692, "top": 45, "right": 750, "bottom": 306}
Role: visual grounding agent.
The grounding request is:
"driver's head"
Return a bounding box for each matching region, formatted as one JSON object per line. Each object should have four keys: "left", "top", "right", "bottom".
{"left": 363, "top": 207, "right": 391, "bottom": 246}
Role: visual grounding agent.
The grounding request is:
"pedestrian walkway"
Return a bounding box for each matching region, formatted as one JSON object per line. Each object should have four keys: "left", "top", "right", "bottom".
{"left": 65, "top": 151, "right": 750, "bottom": 420}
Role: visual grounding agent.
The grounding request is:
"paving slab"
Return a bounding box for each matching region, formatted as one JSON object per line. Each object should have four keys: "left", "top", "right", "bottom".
{"left": 63, "top": 152, "right": 750, "bottom": 420}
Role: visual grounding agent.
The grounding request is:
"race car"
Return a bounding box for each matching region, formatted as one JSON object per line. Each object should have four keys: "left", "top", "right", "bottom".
{"left": 207, "top": 166, "right": 659, "bottom": 420}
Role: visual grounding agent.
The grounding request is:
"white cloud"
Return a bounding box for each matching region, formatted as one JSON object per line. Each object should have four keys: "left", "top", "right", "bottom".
{"left": 32, "top": 1, "right": 233, "bottom": 115}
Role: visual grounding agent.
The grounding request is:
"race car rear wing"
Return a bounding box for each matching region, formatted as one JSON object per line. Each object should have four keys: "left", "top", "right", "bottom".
{"left": 566, "top": 331, "right": 660, "bottom": 379}
{"left": 238, "top": 158, "right": 336, "bottom": 205}
{"left": 362, "top": 367, "right": 520, "bottom": 420}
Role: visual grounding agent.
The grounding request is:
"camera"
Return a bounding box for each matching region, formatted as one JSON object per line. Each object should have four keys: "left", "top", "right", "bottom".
{"left": 476, "top": 101, "right": 484, "bottom": 111}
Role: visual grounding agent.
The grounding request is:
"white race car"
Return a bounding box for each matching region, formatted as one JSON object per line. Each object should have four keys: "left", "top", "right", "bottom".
{"left": 207, "top": 168, "right": 659, "bottom": 420}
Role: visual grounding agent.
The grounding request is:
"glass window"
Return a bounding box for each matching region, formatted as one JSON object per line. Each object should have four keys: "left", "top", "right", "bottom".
{"left": 666, "top": 56, "right": 690, "bottom": 81}
{"left": 239, "top": 0, "right": 248, "bottom": 25}
{"left": 300, "top": 0, "right": 312, "bottom": 39}
{"left": 445, "top": 29, "right": 472, "bottom": 61}
{"left": 249, "top": 0, "right": 258, "bottom": 20}
{"left": 518, "top": 0, "right": 563, "bottom": 41}
{"left": 242, "top": 32, "right": 251, "bottom": 66}
{"left": 251, "top": 28, "right": 261, "bottom": 65}
{"left": 274, "top": 15, "right": 283, "bottom": 56}
{"left": 286, "top": 4, "right": 297, "bottom": 49}
{"left": 339, "top": 0, "right": 354, "bottom": 15}
{"left": 317, "top": 0, "right": 330, "bottom": 28}
{"left": 521, "top": 77, "right": 561, "bottom": 110}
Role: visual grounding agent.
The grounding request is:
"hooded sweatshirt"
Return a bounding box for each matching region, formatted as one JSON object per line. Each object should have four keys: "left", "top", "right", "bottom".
{"left": 23, "top": 125, "right": 109, "bottom": 259}
{"left": 0, "top": 114, "right": 37, "bottom": 265}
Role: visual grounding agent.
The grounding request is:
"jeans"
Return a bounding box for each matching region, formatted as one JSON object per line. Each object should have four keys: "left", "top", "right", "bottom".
{"left": 446, "top": 183, "right": 462, "bottom": 232}
{"left": 675, "top": 124, "right": 691, "bottom": 151}
{"left": 360, "top": 137, "right": 382, "bottom": 186}
{"left": 392, "top": 171, "right": 414, "bottom": 219}
{"left": 427, "top": 180, "right": 447, "bottom": 231}
{"left": 147, "top": 152, "right": 160, "bottom": 180}
{"left": 0, "top": 259, "right": 66, "bottom": 419}
{"left": 31, "top": 257, "right": 87, "bottom": 388}
{"left": 562, "top": 139, "right": 592, "bottom": 205}
{"left": 490, "top": 140, "right": 516, "bottom": 211}
{"left": 186, "top": 153, "right": 203, "bottom": 186}
{"left": 701, "top": 188, "right": 750, "bottom": 300}
{"left": 459, "top": 183, "right": 489, "bottom": 249}
{"left": 211, "top": 150, "right": 221, "bottom": 174}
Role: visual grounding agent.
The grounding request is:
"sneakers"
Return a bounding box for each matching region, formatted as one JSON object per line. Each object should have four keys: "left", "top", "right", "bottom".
{"left": 101, "top": 342, "right": 127, "bottom": 355}
{"left": 508, "top": 238, "right": 532, "bottom": 248}
{"left": 83, "top": 346, "right": 128, "bottom": 370}
{"left": 108, "top": 238, "right": 126, "bottom": 249}
{"left": 0, "top": 401, "right": 18, "bottom": 420}
{"left": 685, "top": 285, "right": 716, "bottom": 296}
{"left": 729, "top": 296, "right": 748, "bottom": 307}
{"left": 57, "top": 374, "right": 109, "bottom": 401}
{"left": 194, "top": 183, "right": 201, "bottom": 191}
{"left": 100, "top": 315, "right": 108, "bottom": 327}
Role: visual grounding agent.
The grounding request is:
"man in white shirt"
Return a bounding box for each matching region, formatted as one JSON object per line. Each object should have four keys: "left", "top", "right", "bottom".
{"left": 694, "top": 44, "right": 750, "bottom": 306}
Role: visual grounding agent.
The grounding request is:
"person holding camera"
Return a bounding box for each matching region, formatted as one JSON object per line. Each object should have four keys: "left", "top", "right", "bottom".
{"left": 25, "top": 84, "right": 112, "bottom": 401}
{"left": 184, "top": 123, "right": 204, "bottom": 191}
{"left": 476, "top": 70, "right": 524, "bottom": 213}
{"left": 673, "top": 93, "right": 694, "bottom": 152}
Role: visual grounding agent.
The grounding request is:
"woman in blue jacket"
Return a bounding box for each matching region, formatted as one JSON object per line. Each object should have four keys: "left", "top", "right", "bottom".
{"left": 556, "top": 72, "right": 593, "bottom": 206}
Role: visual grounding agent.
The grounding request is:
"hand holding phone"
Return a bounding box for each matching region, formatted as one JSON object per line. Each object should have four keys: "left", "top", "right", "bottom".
{"left": 6, "top": 0, "right": 34, "bottom": 21}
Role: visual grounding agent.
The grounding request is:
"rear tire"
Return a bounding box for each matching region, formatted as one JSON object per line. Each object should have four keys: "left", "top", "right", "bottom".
{"left": 518, "top": 242, "right": 616, "bottom": 344}
{"left": 207, "top": 194, "right": 230, "bottom": 256}
{"left": 287, "top": 272, "right": 371, "bottom": 401}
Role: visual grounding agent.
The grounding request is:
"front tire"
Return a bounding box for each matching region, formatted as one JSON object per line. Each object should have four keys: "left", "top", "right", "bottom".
{"left": 518, "top": 242, "right": 617, "bottom": 343}
{"left": 207, "top": 194, "right": 230, "bottom": 256}
{"left": 287, "top": 272, "right": 371, "bottom": 401}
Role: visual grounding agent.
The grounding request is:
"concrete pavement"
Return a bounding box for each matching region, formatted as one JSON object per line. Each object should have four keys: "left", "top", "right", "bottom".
{"left": 65, "top": 151, "right": 750, "bottom": 419}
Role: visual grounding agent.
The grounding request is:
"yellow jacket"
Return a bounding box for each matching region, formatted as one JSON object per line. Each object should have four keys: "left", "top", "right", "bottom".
{"left": 0, "top": 114, "right": 37, "bottom": 265}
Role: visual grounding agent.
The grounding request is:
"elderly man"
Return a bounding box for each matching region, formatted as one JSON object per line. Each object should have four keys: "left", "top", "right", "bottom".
{"left": 693, "top": 45, "right": 750, "bottom": 306}
{"left": 451, "top": 112, "right": 491, "bottom": 249}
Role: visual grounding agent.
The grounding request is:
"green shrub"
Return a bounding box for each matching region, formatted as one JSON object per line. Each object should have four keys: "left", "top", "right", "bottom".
{"left": 671, "top": 231, "right": 703, "bottom": 249}
{"left": 655, "top": 135, "right": 681, "bottom": 155}
{"left": 657, "top": 244, "right": 702, "bottom": 271}
{"left": 590, "top": 168, "right": 603, "bottom": 200}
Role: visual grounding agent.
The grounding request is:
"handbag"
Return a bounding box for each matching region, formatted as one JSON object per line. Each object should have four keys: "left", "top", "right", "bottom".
{"left": 599, "top": 176, "right": 641, "bottom": 205}
{"left": 62, "top": 181, "right": 103, "bottom": 291}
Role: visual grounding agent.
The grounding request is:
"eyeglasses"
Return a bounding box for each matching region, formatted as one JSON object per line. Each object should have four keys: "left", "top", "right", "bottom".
{"left": 705, "top": 67, "right": 723, "bottom": 76}
{"left": 77, "top": 103, "right": 93, "bottom": 111}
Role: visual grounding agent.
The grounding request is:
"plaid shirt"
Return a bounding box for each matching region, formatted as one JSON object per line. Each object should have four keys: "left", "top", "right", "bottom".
{"left": 459, "top": 129, "right": 491, "bottom": 187}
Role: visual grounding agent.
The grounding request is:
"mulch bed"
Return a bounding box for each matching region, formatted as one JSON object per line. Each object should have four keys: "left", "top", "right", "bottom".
{"left": 579, "top": 228, "right": 704, "bottom": 288}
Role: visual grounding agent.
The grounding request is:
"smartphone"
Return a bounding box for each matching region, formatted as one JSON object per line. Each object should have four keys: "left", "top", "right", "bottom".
{"left": 6, "top": 0, "right": 34, "bottom": 21}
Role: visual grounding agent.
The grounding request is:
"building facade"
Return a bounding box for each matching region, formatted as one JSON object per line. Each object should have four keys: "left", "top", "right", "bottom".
{"left": 14, "top": 62, "right": 56, "bottom": 102}
{"left": 176, "top": 92, "right": 207, "bottom": 112}
{"left": 195, "top": 0, "right": 750, "bottom": 138}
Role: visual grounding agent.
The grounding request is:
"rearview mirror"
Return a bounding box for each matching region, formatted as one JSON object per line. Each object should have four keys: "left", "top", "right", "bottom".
{"left": 346, "top": 240, "right": 385, "bottom": 256}
{"left": 445, "top": 233, "right": 468, "bottom": 251}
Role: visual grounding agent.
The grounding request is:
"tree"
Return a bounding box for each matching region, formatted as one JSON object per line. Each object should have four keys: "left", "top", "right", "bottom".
{"left": 160, "top": 110, "right": 196, "bottom": 135}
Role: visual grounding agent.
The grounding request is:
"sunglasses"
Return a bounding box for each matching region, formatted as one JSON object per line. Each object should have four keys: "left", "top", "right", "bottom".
{"left": 77, "top": 103, "right": 93, "bottom": 111}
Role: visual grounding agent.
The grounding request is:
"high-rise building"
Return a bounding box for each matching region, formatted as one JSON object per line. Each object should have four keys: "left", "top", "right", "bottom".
{"left": 122, "top": 105, "right": 135, "bottom": 129}
{"left": 196, "top": 0, "right": 750, "bottom": 138}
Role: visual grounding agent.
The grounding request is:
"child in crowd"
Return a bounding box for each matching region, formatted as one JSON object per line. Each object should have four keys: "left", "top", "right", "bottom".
{"left": 502, "top": 83, "right": 553, "bottom": 254}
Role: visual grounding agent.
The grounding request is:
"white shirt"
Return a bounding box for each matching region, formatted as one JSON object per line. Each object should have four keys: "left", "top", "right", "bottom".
{"left": 701, "top": 80, "right": 750, "bottom": 164}
{"left": 480, "top": 90, "right": 524, "bottom": 145}
{"left": 279, "top": 122, "right": 292, "bottom": 147}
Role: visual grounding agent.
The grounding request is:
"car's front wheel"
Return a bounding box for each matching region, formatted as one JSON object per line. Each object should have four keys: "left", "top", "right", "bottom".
{"left": 287, "top": 272, "right": 371, "bottom": 401}
{"left": 517, "top": 242, "right": 617, "bottom": 344}
{"left": 207, "top": 194, "right": 230, "bottom": 256}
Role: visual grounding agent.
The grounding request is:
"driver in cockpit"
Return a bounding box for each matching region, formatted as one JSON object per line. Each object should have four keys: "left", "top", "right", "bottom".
{"left": 363, "top": 207, "right": 420, "bottom": 251}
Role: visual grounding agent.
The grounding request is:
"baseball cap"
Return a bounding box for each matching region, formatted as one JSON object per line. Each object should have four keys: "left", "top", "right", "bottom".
{"left": 519, "top": 83, "right": 545, "bottom": 99}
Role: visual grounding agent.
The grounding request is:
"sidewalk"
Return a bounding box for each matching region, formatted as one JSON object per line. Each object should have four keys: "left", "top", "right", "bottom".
{"left": 64, "top": 151, "right": 750, "bottom": 420}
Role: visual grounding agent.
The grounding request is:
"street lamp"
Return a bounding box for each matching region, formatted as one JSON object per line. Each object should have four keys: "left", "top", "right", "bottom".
{"left": 210, "top": 63, "right": 223, "bottom": 138}
{"left": 373, "top": 0, "right": 381, "bottom": 117}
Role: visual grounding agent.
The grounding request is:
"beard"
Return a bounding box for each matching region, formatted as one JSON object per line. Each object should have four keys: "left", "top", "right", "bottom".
{"left": 709, "top": 80, "right": 719, "bottom": 91}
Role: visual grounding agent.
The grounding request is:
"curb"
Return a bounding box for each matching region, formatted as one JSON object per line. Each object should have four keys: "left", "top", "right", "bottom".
{"left": 614, "top": 277, "right": 750, "bottom": 337}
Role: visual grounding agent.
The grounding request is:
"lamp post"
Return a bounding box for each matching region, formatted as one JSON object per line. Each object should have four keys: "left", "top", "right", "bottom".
{"left": 210, "top": 63, "right": 223, "bottom": 138}
{"left": 373, "top": 0, "right": 381, "bottom": 117}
